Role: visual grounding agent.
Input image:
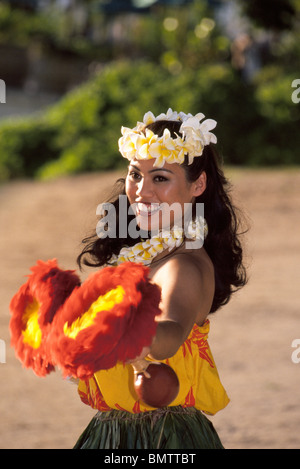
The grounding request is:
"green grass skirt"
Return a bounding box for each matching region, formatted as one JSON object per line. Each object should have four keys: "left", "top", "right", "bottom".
{"left": 73, "top": 406, "right": 224, "bottom": 449}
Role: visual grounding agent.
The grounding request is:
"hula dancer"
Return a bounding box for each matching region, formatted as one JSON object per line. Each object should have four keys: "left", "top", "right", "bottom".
{"left": 73, "top": 109, "right": 247, "bottom": 449}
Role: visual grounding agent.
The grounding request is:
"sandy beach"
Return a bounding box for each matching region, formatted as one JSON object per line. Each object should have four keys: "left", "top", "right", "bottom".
{"left": 1, "top": 167, "right": 299, "bottom": 449}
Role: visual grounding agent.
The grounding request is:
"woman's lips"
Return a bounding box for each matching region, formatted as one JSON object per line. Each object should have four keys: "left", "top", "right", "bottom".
{"left": 136, "top": 202, "right": 161, "bottom": 217}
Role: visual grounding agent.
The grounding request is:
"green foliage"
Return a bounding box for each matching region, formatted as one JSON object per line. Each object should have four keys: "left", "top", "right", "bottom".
{"left": 0, "top": 0, "right": 300, "bottom": 180}
{"left": 0, "top": 1, "right": 227, "bottom": 65}
{"left": 37, "top": 61, "right": 246, "bottom": 178}
{"left": 1, "top": 59, "right": 299, "bottom": 181}
{"left": 0, "top": 117, "right": 58, "bottom": 181}
{"left": 250, "top": 67, "right": 300, "bottom": 165}
{"left": 0, "top": 3, "right": 55, "bottom": 47}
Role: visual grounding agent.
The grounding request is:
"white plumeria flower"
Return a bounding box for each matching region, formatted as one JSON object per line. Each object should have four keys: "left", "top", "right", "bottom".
{"left": 120, "top": 126, "right": 132, "bottom": 136}
{"left": 118, "top": 255, "right": 127, "bottom": 264}
{"left": 181, "top": 116, "right": 217, "bottom": 160}
{"left": 118, "top": 128, "right": 141, "bottom": 160}
{"left": 148, "top": 245, "right": 160, "bottom": 257}
{"left": 131, "top": 243, "right": 145, "bottom": 255}
{"left": 173, "top": 227, "right": 184, "bottom": 239}
{"left": 118, "top": 109, "right": 217, "bottom": 167}
{"left": 143, "top": 112, "right": 156, "bottom": 126}
{"left": 182, "top": 116, "right": 217, "bottom": 145}
{"left": 142, "top": 240, "right": 151, "bottom": 250}
{"left": 173, "top": 137, "right": 190, "bottom": 163}
{"left": 178, "top": 111, "right": 190, "bottom": 121}
{"left": 119, "top": 138, "right": 135, "bottom": 160}
{"left": 108, "top": 216, "right": 208, "bottom": 266}
{"left": 164, "top": 236, "right": 176, "bottom": 249}
{"left": 150, "top": 237, "right": 164, "bottom": 252}
{"left": 141, "top": 249, "right": 152, "bottom": 261}
{"left": 199, "top": 119, "right": 217, "bottom": 145}
{"left": 181, "top": 117, "right": 205, "bottom": 144}
{"left": 155, "top": 108, "right": 179, "bottom": 122}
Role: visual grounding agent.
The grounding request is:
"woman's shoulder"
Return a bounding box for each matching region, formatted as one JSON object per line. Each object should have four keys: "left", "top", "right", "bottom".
{"left": 150, "top": 247, "right": 215, "bottom": 325}
{"left": 175, "top": 243, "right": 214, "bottom": 271}
{"left": 151, "top": 245, "right": 214, "bottom": 281}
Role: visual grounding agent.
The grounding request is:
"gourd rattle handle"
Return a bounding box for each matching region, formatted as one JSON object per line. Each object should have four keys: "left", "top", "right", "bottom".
{"left": 132, "top": 360, "right": 179, "bottom": 408}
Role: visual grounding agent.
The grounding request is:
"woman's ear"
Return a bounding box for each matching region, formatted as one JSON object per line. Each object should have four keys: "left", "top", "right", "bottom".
{"left": 192, "top": 171, "right": 207, "bottom": 197}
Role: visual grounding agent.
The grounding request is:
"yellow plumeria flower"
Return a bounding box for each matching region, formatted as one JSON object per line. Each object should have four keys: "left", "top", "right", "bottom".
{"left": 137, "top": 130, "right": 157, "bottom": 160}
{"left": 118, "top": 109, "right": 217, "bottom": 167}
{"left": 149, "top": 237, "right": 164, "bottom": 253}
{"left": 131, "top": 244, "right": 145, "bottom": 256}
{"left": 108, "top": 217, "right": 208, "bottom": 267}
{"left": 149, "top": 129, "right": 177, "bottom": 167}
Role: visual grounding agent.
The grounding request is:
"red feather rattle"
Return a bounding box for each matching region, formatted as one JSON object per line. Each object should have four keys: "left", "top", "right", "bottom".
{"left": 9, "top": 259, "right": 80, "bottom": 377}
{"left": 10, "top": 260, "right": 180, "bottom": 407}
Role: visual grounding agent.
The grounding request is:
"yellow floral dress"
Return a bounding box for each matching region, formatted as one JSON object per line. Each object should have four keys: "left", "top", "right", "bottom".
{"left": 78, "top": 319, "right": 229, "bottom": 416}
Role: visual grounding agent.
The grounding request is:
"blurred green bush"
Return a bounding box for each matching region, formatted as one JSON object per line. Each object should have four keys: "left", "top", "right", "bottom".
{"left": 0, "top": 117, "right": 58, "bottom": 179}
{"left": 0, "top": 60, "right": 299, "bottom": 181}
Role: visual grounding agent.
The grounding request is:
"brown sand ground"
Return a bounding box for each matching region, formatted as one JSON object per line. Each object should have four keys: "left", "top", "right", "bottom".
{"left": 0, "top": 167, "right": 299, "bottom": 449}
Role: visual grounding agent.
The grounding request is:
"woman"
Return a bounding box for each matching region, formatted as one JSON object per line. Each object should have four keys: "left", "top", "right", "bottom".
{"left": 74, "top": 109, "right": 247, "bottom": 449}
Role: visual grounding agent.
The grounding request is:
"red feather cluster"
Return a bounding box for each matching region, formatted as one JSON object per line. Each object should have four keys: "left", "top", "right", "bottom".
{"left": 9, "top": 259, "right": 81, "bottom": 377}
{"left": 49, "top": 262, "right": 161, "bottom": 379}
{"left": 10, "top": 260, "right": 161, "bottom": 380}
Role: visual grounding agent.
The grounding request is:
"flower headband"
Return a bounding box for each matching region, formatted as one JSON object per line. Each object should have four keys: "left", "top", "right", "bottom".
{"left": 118, "top": 108, "right": 217, "bottom": 168}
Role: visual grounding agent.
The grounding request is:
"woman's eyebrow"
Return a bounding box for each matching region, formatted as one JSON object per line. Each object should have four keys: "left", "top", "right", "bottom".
{"left": 128, "top": 164, "right": 173, "bottom": 174}
{"left": 149, "top": 168, "right": 173, "bottom": 174}
{"left": 128, "top": 164, "right": 141, "bottom": 172}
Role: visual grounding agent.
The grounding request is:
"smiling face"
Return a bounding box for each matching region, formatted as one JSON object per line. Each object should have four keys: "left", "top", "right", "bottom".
{"left": 125, "top": 158, "right": 206, "bottom": 232}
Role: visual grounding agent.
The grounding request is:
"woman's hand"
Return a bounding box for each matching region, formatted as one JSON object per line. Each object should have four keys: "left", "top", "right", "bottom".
{"left": 126, "top": 345, "right": 152, "bottom": 377}
{"left": 126, "top": 345, "right": 151, "bottom": 364}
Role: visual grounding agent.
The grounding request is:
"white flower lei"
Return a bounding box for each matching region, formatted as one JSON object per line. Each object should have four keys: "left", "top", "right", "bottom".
{"left": 118, "top": 108, "right": 217, "bottom": 168}
{"left": 109, "top": 216, "right": 208, "bottom": 266}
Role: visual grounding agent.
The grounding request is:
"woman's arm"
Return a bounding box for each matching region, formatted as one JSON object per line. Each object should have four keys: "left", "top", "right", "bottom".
{"left": 148, "top": 253, "right": 214, "bottom": 360}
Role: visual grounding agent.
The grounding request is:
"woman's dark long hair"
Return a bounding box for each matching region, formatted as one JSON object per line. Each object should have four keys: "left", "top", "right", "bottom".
{"left": 77, "top": 120, "right": 247, "bottom": 313}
